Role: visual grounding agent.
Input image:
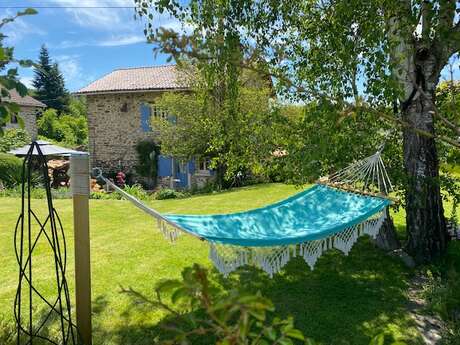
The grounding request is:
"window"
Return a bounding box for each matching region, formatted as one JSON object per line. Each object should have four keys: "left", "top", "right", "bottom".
{"left": 151, "top": 103, "right": 169, "bottom": 120}
{"left": 10, "top": 114, "right": 18, "bottom": 124}
{"left": 197, "top": 158, "right": 211, "bottom": 172}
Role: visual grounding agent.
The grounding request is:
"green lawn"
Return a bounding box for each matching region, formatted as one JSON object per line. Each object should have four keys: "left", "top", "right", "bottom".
{"left": 0, "top": 183, "right": 423, "bottom": 344}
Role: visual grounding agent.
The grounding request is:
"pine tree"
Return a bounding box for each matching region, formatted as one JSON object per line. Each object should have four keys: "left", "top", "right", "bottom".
{"left": 32, "top": 45, "right": 69, "bottom": 112}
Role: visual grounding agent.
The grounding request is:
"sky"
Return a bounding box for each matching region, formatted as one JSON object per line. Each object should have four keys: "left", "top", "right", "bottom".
{"left": 0, "top": 0, "right": 181, "bottom": 92}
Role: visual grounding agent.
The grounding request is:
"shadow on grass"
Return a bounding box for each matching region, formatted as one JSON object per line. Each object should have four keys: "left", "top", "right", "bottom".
{"left": 96, "top": 237, "right": 421, "bottom": 345}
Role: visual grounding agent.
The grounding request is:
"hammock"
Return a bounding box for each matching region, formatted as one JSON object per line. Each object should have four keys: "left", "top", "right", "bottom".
{"left": 92, "top": 150, "right": 393, "bottom": 277}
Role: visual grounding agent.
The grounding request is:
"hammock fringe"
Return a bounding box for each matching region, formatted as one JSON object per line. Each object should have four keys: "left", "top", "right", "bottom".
{"left": 206, "top": 211, "right": 386, "bottom": 277}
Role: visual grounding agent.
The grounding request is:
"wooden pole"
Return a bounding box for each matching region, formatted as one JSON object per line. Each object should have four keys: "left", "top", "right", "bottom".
{"left": 70, "top": 153, "right": 92, "bottom": 345}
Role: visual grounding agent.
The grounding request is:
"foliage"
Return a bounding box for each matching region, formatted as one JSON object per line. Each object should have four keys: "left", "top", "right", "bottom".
{"left": 0, "top": 153, "right": 24, "bottom": 188}
{"left": 90, "top": 190, "right": 122, "bottom": 200}
{"left": 154, "top": 188, "right": 188, "bottom": 200}
{"left": 123, "top": 184, "right": 150, "bottom": 200}
{"left": 276, "top": 100, "right": 406, "bottom": 198}
{"left": 436, "top": 81, "right": 460, "bottom": 166}
{"left": 135, "top": 140, "right": 160, "bottom": 189}
{"left": 422, "top": 241, "right": 460, "bottom": 345}
{"left": 0, "top": 317, "right": 14, "bottom": 345}
{"left": 154, "top": 67, "right": 280, "bottom": 187}
{"left": 32, "top": 45, "right": 69, "bottom": 112}
{"left": 0, "top": 128, "right": 30, "bottom": 153}
{"left": 37, "top": 106, "right": 87, "bottom": 148}
{"left": 0, "top": 8, "right": 37, "bottom": 135}
{"left": 122, "top": 264, "right": 310, "bottom": 345}
{"left": 135, "top": 0, "right": 460, "bottom": 261}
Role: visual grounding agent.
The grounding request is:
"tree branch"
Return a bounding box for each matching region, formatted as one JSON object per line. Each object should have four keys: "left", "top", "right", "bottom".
{"left": 152, "top": 29, "right": 460, "bottom": 150}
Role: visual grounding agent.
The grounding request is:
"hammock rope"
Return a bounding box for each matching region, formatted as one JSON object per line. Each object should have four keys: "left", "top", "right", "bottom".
{"left": 92, "top": 150, "right": 393, "bottom": 277}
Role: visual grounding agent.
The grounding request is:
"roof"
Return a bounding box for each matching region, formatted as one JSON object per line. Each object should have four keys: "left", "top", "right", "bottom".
{"left": 4, "top": 89, "right": 46, "bottom": 108}
{"left": 8, "top": 140, "right": 87, "bottom": 156}
{"left": 75, "top": 65, "right": 187, "bottom": 95}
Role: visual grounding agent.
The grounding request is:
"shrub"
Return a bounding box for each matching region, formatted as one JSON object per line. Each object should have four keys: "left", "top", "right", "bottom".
{"left": 154, "top": 188, "right": 188, "bottom": 200}
{"left": 37, "top": 108, "right": 88, "bottom": 148}
{"left": 121, "top": 264, "right": 310, "bottom": 345}
{"left": 90, "top": 191, "right": 122, "bottom": 200}
{"left": 0, "top": 153, "right": 25, "bottom": 188}
{"left": 123, "top": 184, "right": 150, "bottom": 201}
{"left": 0, "top": 128, "right": 30, "bottom": 153}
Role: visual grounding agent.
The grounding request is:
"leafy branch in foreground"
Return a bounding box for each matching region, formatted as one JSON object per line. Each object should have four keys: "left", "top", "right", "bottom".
{"left": 121, "top": 264, "right": 310, "bottom": 345}
{"left": 0, "top": 8, "right": 37, "bottom": 135}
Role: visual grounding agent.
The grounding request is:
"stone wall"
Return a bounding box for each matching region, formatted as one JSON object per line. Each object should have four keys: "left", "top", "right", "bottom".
{"left": 4, "top": 106, "right": 40, "bottom": 139}
{"left": 86, "top": 91, "right": 162, "bottom": 173}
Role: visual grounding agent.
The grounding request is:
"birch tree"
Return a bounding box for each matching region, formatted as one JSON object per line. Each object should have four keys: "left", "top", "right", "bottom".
{"left": 135, "top": 0, "right": 460, "bottom": 263}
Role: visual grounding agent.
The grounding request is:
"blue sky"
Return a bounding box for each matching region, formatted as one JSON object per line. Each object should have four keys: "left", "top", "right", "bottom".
{"left": 1, "top": 0, "right": 181, "bottom": 92}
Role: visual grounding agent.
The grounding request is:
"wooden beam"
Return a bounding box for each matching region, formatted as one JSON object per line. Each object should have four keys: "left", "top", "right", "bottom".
{"left": 70, "top": 153, "right": 92, "bottom": 345}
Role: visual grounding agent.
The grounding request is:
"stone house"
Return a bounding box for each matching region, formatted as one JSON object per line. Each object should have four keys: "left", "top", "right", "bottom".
{"left": 75, "top": 65, "right": 214, "bottom": 189}
{"left": 2, "top": 89, "right": 46, "bottom": 138}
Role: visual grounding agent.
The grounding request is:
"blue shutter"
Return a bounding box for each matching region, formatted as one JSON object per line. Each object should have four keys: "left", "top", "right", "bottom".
{"left": 158, "top": 155, "right": 173, "bottom": 177}
{"left": 140, "top": 103, "right": 152, "bottom": 132}
{"left": 188, "top": 159, "right": 195, "bottom": 174}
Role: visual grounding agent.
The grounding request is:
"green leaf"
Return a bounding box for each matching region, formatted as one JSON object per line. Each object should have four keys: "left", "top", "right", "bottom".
{"left": 18, "top": 8, "right": 38, "bottom": 16}
{"left": 18, "top": 59, "right": 34, "bottom": 68}
{"left": 15, "top": 82, "right": 28, "bottom": 97}
{"left": 156, "top": 279, "right": 183, "bottom": 293}
{"left": 369, "top": 334, "right": 385, "bottom": 345}
{"left": 171, "top": 287, "right": 189, "bottom": 304}
{"left": 284, "top": 329, "right": 304, "bottom": 341}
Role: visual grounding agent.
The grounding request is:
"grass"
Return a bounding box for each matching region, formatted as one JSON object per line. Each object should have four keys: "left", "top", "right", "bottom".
{"left": 0, "top": 183, "right": 424, "bottom": 344}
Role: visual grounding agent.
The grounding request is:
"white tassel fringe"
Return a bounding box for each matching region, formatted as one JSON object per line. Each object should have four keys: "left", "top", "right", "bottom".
{"left": 207, "top": 210, "right": 387, "bottom": 277}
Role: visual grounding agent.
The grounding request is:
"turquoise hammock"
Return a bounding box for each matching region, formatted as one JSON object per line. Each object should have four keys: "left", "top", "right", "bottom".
{"left": 165, "top": 184, "right": 390, "bottom": 246}
{"left": 93, "top": 150, "right": 393, "bottom": 277}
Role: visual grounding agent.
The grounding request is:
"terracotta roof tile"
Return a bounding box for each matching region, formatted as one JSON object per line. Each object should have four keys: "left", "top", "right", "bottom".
{"left": 4, "top": 89, "right": 46, "bottom": 108}
{"left": 75, "top": 65, "right": 187, "bottom": 95}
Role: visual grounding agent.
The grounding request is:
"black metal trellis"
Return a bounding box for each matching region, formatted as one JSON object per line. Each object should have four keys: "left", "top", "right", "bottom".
{"left": 14, "top": 141, "right": 77, "bottom": 345}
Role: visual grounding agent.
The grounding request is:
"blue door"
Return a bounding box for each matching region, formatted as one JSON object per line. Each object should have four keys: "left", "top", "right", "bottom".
{"left": 175, "top": 160, "right": 188, "bottom": 188}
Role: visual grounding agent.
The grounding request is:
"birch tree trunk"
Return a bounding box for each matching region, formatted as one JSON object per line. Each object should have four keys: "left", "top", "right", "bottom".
{"left": 402, "top": 50, "right": 449, "bottom": 263}
{"left": 387, "top": 2, "right": 451, "bottom": 263}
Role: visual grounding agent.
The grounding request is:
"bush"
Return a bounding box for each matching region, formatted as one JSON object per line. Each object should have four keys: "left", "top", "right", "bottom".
{"left": 37, "top": 108, "right": 88, "bottom": 148}
{"left": 0, "top": 153, "right": 25, "bottom": 188}
{"left": 154, "top": 188, "right": 187, "bottom": 200}
{"left": 90, "top": 191, "right": 122, "bottom": 200}
{"left": 121, "top": 264, "right": 310, "bottom": 345}
{"left": 123, "top": 184, "right": 150, "bottom": 201}
{"left": 0, "top": 128, "right": 30, "bottom": 153}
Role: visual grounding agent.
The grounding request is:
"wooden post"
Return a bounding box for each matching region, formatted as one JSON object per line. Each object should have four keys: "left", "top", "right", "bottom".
{"left": 70, "top": 153, "right": 92, "bottom": 345}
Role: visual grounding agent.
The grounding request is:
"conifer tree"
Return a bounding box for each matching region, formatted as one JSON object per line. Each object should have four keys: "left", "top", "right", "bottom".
{"left": 33, "top": 45, "right": 69, "bottom": 112}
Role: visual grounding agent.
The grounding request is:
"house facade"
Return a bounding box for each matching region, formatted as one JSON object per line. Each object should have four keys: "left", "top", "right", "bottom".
{"left": 75, "top": 65, "right": 214, "bottom": 189}
{"left": 2, "top": 89, "right": 46, "bottom": 138}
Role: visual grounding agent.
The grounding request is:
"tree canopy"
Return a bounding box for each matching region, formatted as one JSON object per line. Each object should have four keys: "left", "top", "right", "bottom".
{"left": 135, "top": 0, "right": 460, "bottom": 262}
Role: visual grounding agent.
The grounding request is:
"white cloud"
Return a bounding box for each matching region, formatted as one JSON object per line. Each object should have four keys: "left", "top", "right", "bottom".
{"left": 48, "top": 0, "right": 137, "bottom": 30}
{"left": 97, "top": 34, "right": 147, "bottom": 46}
{"left": 20, "top": 76, "right": 34, "bottom": 89}
{"left": 54, "top": 34, "right": 147, "bottom": 49}
{"left": 54, "top": 54, "right": 93, "bottom": 91}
